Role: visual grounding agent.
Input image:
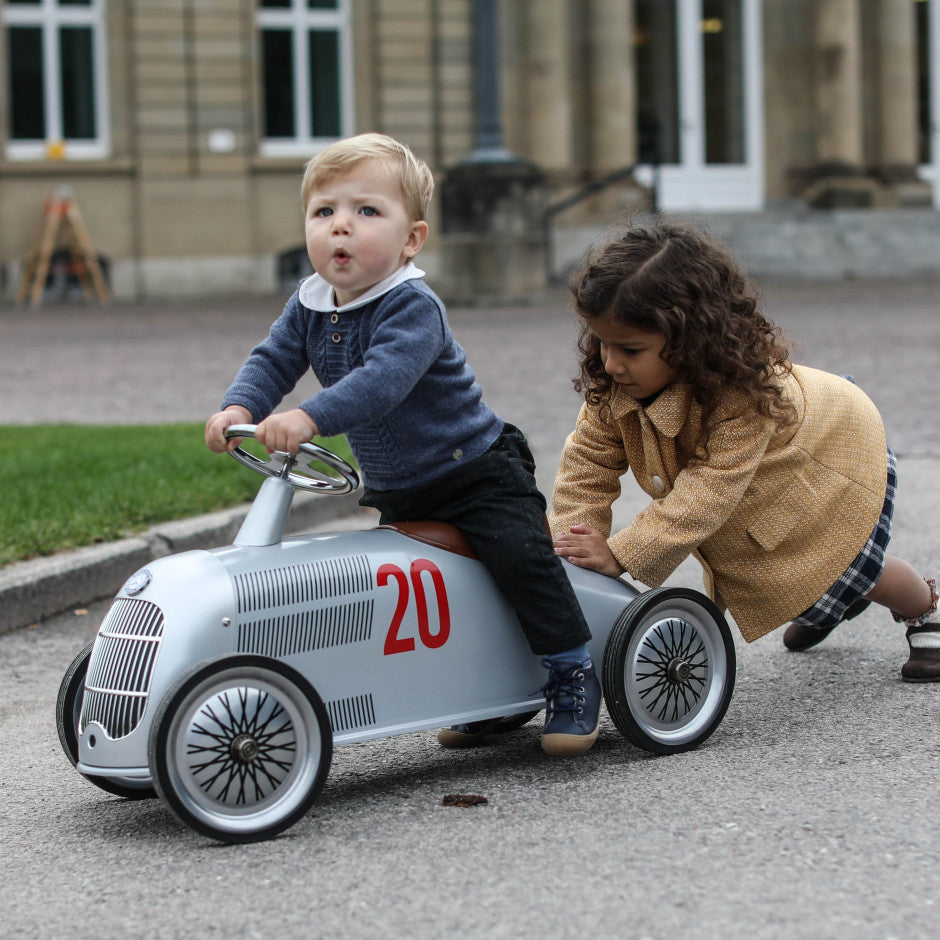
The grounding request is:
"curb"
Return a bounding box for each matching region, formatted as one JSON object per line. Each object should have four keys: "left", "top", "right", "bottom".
{"left": 0, "top": 491, "right": 363, "bottom": 636}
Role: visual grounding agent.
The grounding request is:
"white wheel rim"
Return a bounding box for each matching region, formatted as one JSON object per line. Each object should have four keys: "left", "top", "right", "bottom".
{"left": 624, "top": 596, "right": 729, "bottom": 746}
{"left": 164, "top": 668, "right": 324, "bottom": 836}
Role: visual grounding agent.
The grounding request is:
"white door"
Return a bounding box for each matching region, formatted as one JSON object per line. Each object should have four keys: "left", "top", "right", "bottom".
{"left": 635, "top": 0, "right": 765, "bottom": 211}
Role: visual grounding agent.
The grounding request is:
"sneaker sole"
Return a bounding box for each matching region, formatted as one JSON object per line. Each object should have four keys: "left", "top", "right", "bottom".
{"left": 541, "top": 724, "right": 600, "bottom": 757}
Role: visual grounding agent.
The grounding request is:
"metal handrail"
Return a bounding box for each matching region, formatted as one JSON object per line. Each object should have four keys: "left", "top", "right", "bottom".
{"left": 543, "top": 162, "right": 660, "bottom": 285}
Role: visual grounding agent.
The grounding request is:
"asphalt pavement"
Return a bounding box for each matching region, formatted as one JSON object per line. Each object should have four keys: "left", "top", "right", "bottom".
{"left": 1, "top": 280, "right": 939, "bottom": 938}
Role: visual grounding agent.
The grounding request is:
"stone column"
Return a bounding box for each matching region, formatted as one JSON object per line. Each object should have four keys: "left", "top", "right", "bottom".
{"left": 437, "top": 0, "right": 547, "bottom": 303}
{"left": 522, "top": 0, "right": 572, "bottom": 171}
{"left": 587, "top": 0, "right": 636, "bottom": 172}
{"left": 807, "top": 0, "right": 880, "bottom": 206}
{"left": 574, "top": 0, "right": 649, "bottom": 219}
{"left": 872, "top": 0, "right": 930, "bottom": 204}
{"left": 814, "top": 0, "right": 863, "bottom": 169}
{"left": 876, "top": 0, "right": 918, "bottom": 168}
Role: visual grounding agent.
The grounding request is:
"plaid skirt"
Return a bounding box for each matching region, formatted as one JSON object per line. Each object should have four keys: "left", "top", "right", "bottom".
{"left": 790, "top": 448, "right": 896, "bottom": 630}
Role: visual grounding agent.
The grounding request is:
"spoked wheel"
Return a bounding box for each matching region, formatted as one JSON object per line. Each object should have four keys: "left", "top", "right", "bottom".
{"left": 602, "top": 588, "right": 736, "bottom": 754}
{"left": 55, "top": 642, "right": 157, "bottom": 800}
{"left": 149, "top": 656, "right": 332, "bottom": 843}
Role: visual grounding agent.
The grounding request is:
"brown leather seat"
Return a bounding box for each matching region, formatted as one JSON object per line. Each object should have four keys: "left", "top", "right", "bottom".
{"left": 376, "top": 521, "right": 478, "bottom": 559}
{"left": 377, "top": 515, "right": 552, "bottom": 560}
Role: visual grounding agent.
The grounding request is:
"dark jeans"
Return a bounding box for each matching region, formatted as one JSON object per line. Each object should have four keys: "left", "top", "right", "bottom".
{"left": 360, "top": 424, "right": 592, "bottom": 656}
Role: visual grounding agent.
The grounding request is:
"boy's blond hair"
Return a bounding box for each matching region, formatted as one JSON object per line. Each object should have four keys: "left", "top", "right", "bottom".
{"left": 301, "top": 133, "right": 434, "bottom": 222}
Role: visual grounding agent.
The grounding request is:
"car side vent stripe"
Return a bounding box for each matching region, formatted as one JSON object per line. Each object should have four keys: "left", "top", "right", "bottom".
{"left": 237, "top": 599, "right": 374, "bottom": 657}
{"left": 233, "top": 555, "right": 372, "bottom": 613}
{"left": 327, "top": 693, "right": 376, "bottom": 733}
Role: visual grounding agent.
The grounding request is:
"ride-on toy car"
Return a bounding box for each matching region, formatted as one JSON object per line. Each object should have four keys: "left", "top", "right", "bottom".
{"left": 57, "top": 426, "right": 736, "bottom": 843}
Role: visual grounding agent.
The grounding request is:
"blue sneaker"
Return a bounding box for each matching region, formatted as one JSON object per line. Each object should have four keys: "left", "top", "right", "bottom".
{"left": 539, "top": 659, "right": 601, "bottom": 756}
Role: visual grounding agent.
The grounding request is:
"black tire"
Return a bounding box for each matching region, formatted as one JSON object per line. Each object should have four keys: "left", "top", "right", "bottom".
{"left": 149, "top": 656, "right": 333, "bottom": 843}
{"left": 56, "top": 642, "right": 158, "bottom": 800}
{"left": 602, "top": 588, "right": 736, "bottom": 754}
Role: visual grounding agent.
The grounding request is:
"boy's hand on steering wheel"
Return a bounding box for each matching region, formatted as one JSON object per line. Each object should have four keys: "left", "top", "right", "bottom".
{"left": 553, "top": 523, "right": 624, "bottom": 578}
{"left": 205, "top": 406, "right": 253, "bottom": 453}
{"left": 255, "top": 409, "right": 320, "bottom": 455}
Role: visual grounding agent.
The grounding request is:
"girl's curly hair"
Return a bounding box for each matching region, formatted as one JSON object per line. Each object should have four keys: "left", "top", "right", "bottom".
{"left": 569, "top": 220, "right": 795, "bottom": 426}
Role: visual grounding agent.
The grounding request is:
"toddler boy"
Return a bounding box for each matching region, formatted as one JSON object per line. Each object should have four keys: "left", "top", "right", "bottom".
{"left": 205, "top": 133, "right": 600, "bottom": 755}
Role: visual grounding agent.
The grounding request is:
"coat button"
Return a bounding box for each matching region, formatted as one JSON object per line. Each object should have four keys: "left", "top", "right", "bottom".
{"left": 330, "top": 313, "right": 339, "bottom": 324}
{"left": 332, "top": 332, "right": 341, "bottom": 343}
{"left": 452, "top": 448, "right": 463, "bottom": 460}
{"left": 652, "top": 475, "right": 666, "bottom": 492}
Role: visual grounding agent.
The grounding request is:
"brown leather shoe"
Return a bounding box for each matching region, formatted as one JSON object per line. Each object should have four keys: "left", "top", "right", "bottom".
{"left": 782, "top": 599, "right": 871, "bottom": 652}
{"left": 437, "top": 718, "right": 505, "bottom": 748}
{"left": 783, "top": 622, "right": 836, "bottom": 651}
{"left": 437, "top": 712, "right": 539, "bottom": 748}
{"left": 901, "top": 624, "right": 940, "bottom": 682}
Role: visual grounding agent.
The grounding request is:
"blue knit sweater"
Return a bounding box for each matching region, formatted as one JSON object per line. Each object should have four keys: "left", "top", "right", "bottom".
{"left": 222, "top": 267, "right": 504, "bottom": 490}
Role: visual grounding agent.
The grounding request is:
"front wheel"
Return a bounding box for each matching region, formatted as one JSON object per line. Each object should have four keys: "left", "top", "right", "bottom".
{"left": 55, "top": 642, "right": 157, "bottom": 800}
{"left": 148, "top": 656, "right": 333, "bottom": 843}
{"left": 602, "top": 588, "right": 736, "bottom": 754}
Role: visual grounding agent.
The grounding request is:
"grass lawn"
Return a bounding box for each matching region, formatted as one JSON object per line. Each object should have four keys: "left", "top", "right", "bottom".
{"left": 0, "top": 424, "right": 353, "bottom": 568}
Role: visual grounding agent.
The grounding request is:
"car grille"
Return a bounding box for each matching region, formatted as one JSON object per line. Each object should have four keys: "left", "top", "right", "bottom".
{"left": 80, "top": 597, "right": 164, "bottom": 740}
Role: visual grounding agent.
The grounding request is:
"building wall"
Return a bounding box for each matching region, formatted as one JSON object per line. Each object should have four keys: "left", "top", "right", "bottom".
{"left": 0, "top": 0, "right": 935, "bottom": 302}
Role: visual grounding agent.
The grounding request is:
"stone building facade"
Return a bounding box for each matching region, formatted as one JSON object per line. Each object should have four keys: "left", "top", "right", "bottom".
{"left": 1, "top": 0, "right": 938, "bottom": 301}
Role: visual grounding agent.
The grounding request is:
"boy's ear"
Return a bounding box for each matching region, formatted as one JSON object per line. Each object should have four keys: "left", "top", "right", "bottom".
{"left": 403, "top": 220, "right": 429, "bottom": 258}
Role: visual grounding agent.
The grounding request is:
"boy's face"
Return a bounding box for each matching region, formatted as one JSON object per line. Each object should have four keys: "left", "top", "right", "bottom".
{"left": 304, "top": 160, "right": 428, "bottom": 306}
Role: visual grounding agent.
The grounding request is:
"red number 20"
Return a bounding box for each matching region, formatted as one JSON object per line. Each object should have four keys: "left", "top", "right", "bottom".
{"left": 378, "top": 560, "right": 451, "bottom": 655}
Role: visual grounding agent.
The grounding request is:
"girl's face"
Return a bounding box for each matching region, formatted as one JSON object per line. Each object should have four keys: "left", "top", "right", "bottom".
{"left": 304, "top": 160, "right": 428, "bottom": 306}
{"left": 586, "top": 316, "right": 675, "bottom": 400}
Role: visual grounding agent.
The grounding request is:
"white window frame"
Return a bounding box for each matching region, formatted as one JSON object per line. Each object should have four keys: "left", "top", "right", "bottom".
{"left": 653, "top": 0, "right": 765, "bottom": 211}
{"left": 256, "top": 0, "right": 354, "bottom": 159}
{"left": 3, "top": 0, "right": 111, "bottom": 161}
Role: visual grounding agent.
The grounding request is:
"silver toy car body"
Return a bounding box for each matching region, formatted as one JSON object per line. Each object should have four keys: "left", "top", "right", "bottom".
{"left": 57, "top": 427, "right": 735, "bottom": 843}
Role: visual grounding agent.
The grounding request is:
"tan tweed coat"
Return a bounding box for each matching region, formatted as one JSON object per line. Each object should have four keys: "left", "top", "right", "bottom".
{"left": 550, "top": 365, "right": 888, "bottom": 642}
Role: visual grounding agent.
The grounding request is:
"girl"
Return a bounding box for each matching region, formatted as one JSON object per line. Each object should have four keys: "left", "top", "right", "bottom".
{"left": 550, "top": 221, "right": 939, "bottom": 681}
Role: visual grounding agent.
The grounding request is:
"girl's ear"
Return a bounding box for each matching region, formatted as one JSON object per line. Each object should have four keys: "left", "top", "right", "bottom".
{"left": 403, "top": 220, "right": 429, "bottom": 258}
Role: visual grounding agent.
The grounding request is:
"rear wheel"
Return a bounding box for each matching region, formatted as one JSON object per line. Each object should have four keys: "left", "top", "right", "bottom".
{"left": 56, "top": 642, "right": 157, "bottom": 799}
{"left": 149, "top": 656, "right": 332, "bottom": 843}
{"left": 602, "top": 588, "right": 736, "bottom": 754}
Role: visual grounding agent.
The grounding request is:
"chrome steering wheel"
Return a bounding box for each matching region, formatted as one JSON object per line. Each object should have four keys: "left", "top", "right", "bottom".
{"left": 224, "top": 424, "right": 360, "bottom": 495}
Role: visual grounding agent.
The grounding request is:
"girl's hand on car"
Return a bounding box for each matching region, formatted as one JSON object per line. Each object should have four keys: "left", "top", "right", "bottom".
{"left": 553, "top": 523, "right": 624, "bottom": 578}
{"left": 205, "top": 406, "right": 253, "bottom": 453}
{"left": 255, "top": 409, "right": 320, "bottom": 455}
